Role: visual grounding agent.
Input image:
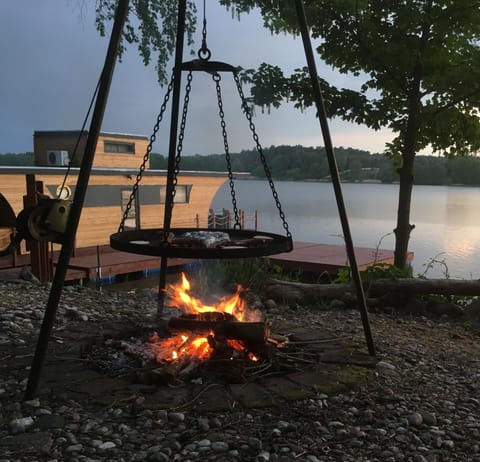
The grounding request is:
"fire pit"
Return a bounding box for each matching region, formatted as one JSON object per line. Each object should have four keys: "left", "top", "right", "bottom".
{"left": 93, "top": 273, "right": 285, "bottom": 385}
{"left": 71, "top": 273, "right": 376, "bottom": 400}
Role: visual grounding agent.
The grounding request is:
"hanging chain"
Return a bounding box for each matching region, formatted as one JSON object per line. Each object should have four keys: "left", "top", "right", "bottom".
{"left": 213, "top": 72, "right": 241, "bottom": 229}
{"left": 198, "top": 0, "right": 211, "bottom": 61}
{"left": 233, "top": 72, "right": 292, "bottom": 239}
{"left": 118, "top": 73, "right": 175, "bottom": 232}
{"left": 164, "top": 71, "right": 194, "bottom": 219}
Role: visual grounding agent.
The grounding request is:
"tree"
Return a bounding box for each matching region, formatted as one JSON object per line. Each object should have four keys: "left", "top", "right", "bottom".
{"left": 95, "top": 0, "right": 197, "bottom": 84}
{"left": 414, "top": 156, "right": 448, "bottom": 185}
{"left": 96, "top": 1, "right": 480, "bottom": 268}
{"left": 448, "top": 156, "right": 480, "bottom": 185}
{"left": 0, "top": 152, "right": 35, "bottom": 166}
{"left": 221, "top": 0, "right": 480, "bottom": 268}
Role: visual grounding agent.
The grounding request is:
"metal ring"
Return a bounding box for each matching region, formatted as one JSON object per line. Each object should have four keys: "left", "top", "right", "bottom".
{"left": 198, "top": 48, "right": 211, "bottom": 61}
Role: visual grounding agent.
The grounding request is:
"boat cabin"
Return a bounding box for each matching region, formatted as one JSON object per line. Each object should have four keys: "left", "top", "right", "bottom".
{"left": 0, "top": 130, "right": 230, "bottom": 274}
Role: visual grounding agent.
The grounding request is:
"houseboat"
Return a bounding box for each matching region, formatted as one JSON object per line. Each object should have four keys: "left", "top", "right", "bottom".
{"left": 0, "top": 130, "right": 233, "bottom": 279}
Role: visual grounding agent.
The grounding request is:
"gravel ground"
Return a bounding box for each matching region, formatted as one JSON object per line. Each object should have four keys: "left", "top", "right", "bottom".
{"left": 1, "top": 278, "right": 480, "bottom": 462}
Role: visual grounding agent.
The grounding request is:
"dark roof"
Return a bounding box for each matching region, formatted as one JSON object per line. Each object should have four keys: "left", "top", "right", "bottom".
{"left": 0, "top": 165, "right": 242, "bottom": 178}
{"left": 34, "top": 130, "right": 149, "bottom": 141}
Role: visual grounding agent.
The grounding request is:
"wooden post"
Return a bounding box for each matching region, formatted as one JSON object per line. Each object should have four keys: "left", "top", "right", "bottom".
{"left": 24, "top": 174, "right": 51, "bottom": 282}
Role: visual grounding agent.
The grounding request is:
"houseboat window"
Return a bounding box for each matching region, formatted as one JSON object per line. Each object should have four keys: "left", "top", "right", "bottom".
{"left": 159, "top": 185, "right": 192, "bottom": 204}
{"left": 121, "top": 190, "right": 138, "bottom": 229}
{"left": 104, "top": 141, "right": 135, "bottom": 154}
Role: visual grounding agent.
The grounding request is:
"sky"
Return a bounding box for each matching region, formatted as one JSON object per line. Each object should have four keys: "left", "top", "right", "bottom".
{"left": 0, "top": 0, "right": 399, "bottom": 156}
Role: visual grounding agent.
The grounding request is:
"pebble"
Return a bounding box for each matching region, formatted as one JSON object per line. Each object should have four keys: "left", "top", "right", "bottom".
{"left": 1, "top": 280, "right": 480, "bottom": 461}
{"left": 211, "top": 441, "right": 229, "bottom": 452}
{"left": 9, "top": 416, "right": 34, "bottom": 433}
{"left": 167, "top": 412, "right": 185, "bottom": 423}
{"left": 408, "top": 412, "right": 424, "bottom": 427}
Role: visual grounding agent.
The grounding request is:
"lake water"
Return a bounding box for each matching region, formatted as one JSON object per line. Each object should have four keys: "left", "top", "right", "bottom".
{"left": 212, "top": 181, "right": 480, "bottom": 279}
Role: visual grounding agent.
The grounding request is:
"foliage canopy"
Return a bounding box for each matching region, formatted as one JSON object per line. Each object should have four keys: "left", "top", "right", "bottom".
{"left": 222, "top": 0, "right": 480, "bottom": 160}
{"left": 95, "top": 0, "right": 197, "bottom": 84}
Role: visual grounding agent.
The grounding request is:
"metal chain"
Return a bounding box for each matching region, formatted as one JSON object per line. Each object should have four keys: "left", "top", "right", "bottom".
{"left": 118, "top": 73, "right": 175, "bottom": 232}
{"left": 233, "top": 72, "right": 292, "bottom": 239}
{"left": 213, "top": 73, "right": 241, "bottom": 229}
{"left": 165, "top": 71, "right": 194, "bottom": 218}
{"left": 198, "top": 0, "right": 211, "bottom": 61}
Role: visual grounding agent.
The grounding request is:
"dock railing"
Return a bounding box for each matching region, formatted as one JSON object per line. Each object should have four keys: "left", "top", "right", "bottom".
{"left": 206, "top": 209, "right": 258, "bottom": 230}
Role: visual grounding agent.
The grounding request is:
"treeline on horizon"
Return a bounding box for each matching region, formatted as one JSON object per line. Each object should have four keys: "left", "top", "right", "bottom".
{"left": 150, "top": 145, "right": 480, "bottom": 186}
{"left": 2, "top": 146, "right": 480, "bottom": 186}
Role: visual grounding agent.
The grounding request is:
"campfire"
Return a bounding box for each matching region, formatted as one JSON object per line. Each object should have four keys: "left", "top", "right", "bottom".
{"left": 120, "top": 273, "right": 280, "bottom": 383}
{"left": 84, "top": 272, "right": 362, "bottom": 389}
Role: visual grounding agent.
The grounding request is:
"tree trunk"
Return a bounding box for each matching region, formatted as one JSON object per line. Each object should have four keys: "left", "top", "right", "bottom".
{"left": 394, "top": 151, "right": 415, "bottom": 268}
{"left": 393, "top": 19, "right": 431, "bottom": 269}
{"left": 266, "top": 278, "right": 480, "bottom": 305}
{"left": 394, "top": 81, "right": 421, "bottom": 268}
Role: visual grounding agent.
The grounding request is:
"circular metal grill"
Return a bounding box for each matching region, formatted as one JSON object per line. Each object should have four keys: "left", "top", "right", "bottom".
{"left": 110, "top": 228, "right": 292, "bottom": 259}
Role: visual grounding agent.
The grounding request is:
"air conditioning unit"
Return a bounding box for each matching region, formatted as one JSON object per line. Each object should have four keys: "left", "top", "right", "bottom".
{"left": 47, "top": 150, "right": 69, "bottom": 166}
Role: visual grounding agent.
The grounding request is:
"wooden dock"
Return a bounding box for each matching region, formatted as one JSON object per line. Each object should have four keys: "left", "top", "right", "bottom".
{"left": 0, "top": 242, "right": 412, "bottom": 283}
{"left": 52, "top": 246, "right": 193, "bottom": 282}
{"left": 268, "top": 241, "right": 413, "bottom": 275}
{"left": 0, "top": 246, "right": 193, "bottom": 283}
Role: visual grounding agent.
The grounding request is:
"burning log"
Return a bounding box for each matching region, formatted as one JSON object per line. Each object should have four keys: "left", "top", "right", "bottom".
{"left": 168, "top": 316, "right": 268, "bottom": 346}
{"left": 167, "top": 313, "right": 270, "bottom": 360}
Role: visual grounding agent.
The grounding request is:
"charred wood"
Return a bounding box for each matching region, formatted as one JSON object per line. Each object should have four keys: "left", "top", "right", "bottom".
{"left": 168, "top": 317, "right": 268, "bottom": 344}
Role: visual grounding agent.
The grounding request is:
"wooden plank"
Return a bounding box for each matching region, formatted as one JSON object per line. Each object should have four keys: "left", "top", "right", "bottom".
{"left": 51, "top": 246, "right": 194, "bottom": 282}
{"left": 269, "top": 241, "right": 413, "bottom": 275}
{"left": 4, "top": 234, "right": 412, "bottom": 281}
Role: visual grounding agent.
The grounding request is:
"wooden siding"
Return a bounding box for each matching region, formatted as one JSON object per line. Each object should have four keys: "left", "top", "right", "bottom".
{"left": 0, "top": 172, "right": 226, "bottom": 250}
{"left": 93, "top": 135, "right": 150, "bottom": 169}
{"left": 34, "top": 132, "right": 149, "bottom": 169}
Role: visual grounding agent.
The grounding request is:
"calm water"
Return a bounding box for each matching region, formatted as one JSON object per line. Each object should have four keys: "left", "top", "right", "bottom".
{"left": 212, "top": 181, "right": 480, "bottom": 279}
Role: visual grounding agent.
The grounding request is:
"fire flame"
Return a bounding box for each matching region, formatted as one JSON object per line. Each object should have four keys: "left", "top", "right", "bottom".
{"left": 150, "top": 273, "right": 261, "bottom": 365}
{"left": 168, "top": 272, "right": 251, "bottom": 321}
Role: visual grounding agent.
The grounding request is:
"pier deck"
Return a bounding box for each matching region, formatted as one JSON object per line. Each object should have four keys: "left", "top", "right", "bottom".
{"left": 268, "top": 241, "right": 413, "bottom": 275}
{"left": 1, "top": 242, "right": 413, "bottom": 283}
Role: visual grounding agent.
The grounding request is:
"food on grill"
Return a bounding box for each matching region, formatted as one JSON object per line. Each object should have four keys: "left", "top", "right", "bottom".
{"left": 181, "top": 231, "right": 230, "bottom": 249}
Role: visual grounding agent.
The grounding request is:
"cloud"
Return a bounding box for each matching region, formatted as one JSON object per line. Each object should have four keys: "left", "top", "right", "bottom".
{"left": 0, "top": 1, "right": 395, "bottom": 156}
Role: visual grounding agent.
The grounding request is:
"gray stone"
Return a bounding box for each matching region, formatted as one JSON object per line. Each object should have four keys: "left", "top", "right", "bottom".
{"left": 2, "top": 280, "right": 480, "bottom": 462}
{"left": 0, "top": 432, "right": 53, "bottom": 456}
{"left": 211, "top": 441, "right": 229, "bottom": 452}
{"left": 34, "top": 414, "right": 65, "bottom": 430}
{"left": 408, "top": 412, "right": 423, "bottom": 427}
{"left": 167, "top": 412, "right": 185, "bottom": 423}
{"left": 9, "top": 416, "right": 34, "bottom": 433}
{"left": 248, "top": 437, "right": 263, "bottom": 450}
{"left": 257, "top": 450, "right": 270, "bottom": 461}
{"left": 197, "top": 439, "right": 211, "bottom": 447}
{"left": 65, "top": 443, "right": 83, "bottom": 452}
{"left": 23, "top": 398, "right": 40, "bottom": 408}
{"left": 147, "top": 452, "right": 170, "bottom": 462}
{"left": 412, "top": 456, "right": 428, "bottom": 462}
{"left": 422, "top": 412, "right": 437, "bottom": 426}
{"left": 99, "top": 441, "right": 116, "bottom": 450}
{"left": 264, "top": 299, "right": 277, "bottom": 310}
